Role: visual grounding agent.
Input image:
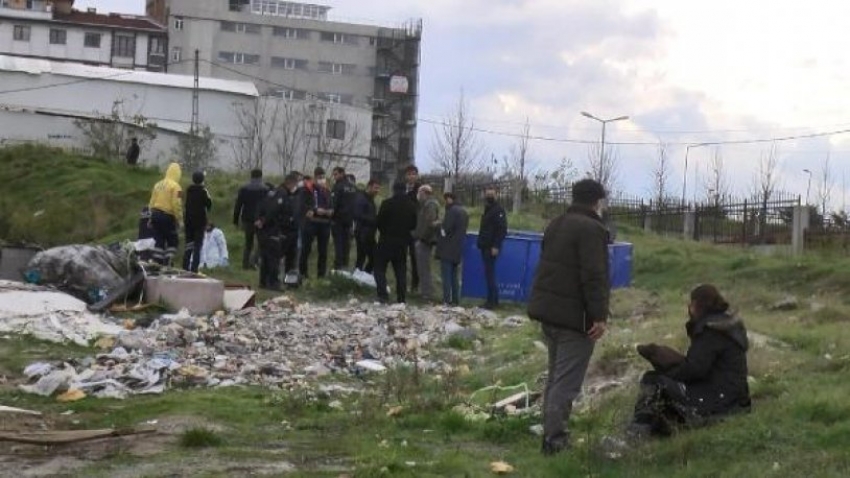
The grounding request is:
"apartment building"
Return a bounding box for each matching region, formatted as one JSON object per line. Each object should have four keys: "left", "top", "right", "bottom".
{"left": 0, "top": 0, "right": 168, "bottom": 71}
{"left": 147, "top": 0, "right": 421, "bottom": 181}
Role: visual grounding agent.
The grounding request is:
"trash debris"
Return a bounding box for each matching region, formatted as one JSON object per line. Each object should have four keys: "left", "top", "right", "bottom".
{"left": 529, "top": 424, "right": 544, "bottom": 437}
{"left": 144, "top": 276, "right": 225, "bottom": 314}
{"left": 223, "top": 288, "right": 256, "bottom": 312}
{"left": 356, "top": 360, "right": 387, "bottom": 373}
{"left": 56, "top": 389, "right": 86, "bottom": 403}
{"left": 386, "top": 406, "right": 404, "bottom": 417}
{"left": 0, "top": 426, "right": 156, "bottom": 445}
{"left": 770, "top": 296, "right": 799, "bottom": 312}
{"left": 490, "top": 461, "right": 514, "bottom": 474}
{"left": 0, "top": 405, "right": 42, "bottom": 416}
{"left": 25, "top": 245, "right": 137, "bottom": 304}
{"left": 501, "top": 316, "right": 525, "bottom": 328}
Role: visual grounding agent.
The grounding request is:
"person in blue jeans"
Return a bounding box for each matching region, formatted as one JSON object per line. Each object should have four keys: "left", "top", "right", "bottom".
{"left": 436, "top": 193, "right": 469, "bottom": 306}
{"left": 477, "top": 186, "right": 508, "bottom": 309}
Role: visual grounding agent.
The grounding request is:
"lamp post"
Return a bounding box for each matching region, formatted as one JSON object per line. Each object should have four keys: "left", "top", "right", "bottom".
{"left": 681, "top": 143, "right": 711, "bottom": 207}
{"left": 803, "top": 169, "right": 812, "bottom": 206}
{"left": 580, "top": 111, "right": 629, "bottom": 177}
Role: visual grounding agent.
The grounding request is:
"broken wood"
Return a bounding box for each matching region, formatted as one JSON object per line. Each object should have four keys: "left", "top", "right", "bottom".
{"left": 0, "top": 426, "right": 156, "bottom": 445}
{"left": 0, "top": 405, "right": 42, "bottom": 416}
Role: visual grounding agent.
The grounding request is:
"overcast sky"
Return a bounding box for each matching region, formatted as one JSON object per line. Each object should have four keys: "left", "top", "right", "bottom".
{"left": 77, "top": 0, "right": 850, "bottom": 206}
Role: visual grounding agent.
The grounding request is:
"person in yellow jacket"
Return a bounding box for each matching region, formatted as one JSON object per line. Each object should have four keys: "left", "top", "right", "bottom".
{"left": 148, "top": 162, "right": 183, "bottom": 265}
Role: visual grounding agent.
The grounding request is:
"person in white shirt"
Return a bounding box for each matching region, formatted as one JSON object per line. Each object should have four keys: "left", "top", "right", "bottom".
{"left": 200, "top": 223, "right": 229, "bottom": 269}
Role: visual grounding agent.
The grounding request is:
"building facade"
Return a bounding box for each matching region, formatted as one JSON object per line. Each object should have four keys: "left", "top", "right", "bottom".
{"left": 147, "top": 0, "right": 421, "bottom": 181}
{"left": 0, "top": 0, "right": 167, "bottom": 71}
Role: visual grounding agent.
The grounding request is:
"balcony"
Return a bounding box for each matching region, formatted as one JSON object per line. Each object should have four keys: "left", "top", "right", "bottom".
{"left": 0, "top": 3, "right": 53, "bottom": 21}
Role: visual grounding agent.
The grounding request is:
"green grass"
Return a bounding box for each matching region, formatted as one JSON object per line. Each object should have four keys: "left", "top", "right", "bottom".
{"left": 3, "top": 145, "right": 850, "bottom": 476}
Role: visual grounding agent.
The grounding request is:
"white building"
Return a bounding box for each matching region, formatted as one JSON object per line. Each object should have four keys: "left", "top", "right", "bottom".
{"left": 0, "top": 54, "right": 372, "bottom": 179}
{"left": 0, "top": 0, "right": 168, "bottom": 71}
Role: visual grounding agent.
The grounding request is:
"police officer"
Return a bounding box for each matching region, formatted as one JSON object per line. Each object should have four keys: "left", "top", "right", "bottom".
{"left": 255, "top": 173, "right": 300, "bottom": 291}
{"left": 331, "top": 166, "right": 358, "bottom": 270}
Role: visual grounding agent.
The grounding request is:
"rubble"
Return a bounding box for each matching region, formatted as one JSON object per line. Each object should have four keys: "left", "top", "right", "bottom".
{"left": 17, "top": 298, "right": 513, "bottom": 400}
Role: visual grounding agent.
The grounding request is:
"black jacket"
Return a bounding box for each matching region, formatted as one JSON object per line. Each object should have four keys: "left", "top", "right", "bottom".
{"left": 527, "top": 206, "right": 610, "bottom": 332}
{"left": 436, "top": 203, "right": 469, "bottom": 264}
{"left": 332, "top": 178, "right": 359, "bottom": 225}
{"left": 301, "top": 185, "right": 333, "bottom": 225}
{"left": 477, "top": 201, "right": 508, "bottom": 250}
{"left": 354, "top": 191, "right": 378, "bottom": 238}
{"left": 233, "top": 179, "right": 268, "bottom": 225}
{"left": 665, "top": 314, "right": 751, "bottom": 414}
{"left": 126, "top": 142, "right": 140, "bottom": 164}
{"left": 256, "top": 187, "right": 298, "bottom": 237}
{"left": 184, "top": 184, "right": 212, "bottom": 231}
{"left": 377, "top": 192, "right": 417, "bottom": 246}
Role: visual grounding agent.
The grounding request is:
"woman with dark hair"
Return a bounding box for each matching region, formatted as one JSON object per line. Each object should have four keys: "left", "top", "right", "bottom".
{"left": 629, "top": 284, "right": 752, "bottom": 437}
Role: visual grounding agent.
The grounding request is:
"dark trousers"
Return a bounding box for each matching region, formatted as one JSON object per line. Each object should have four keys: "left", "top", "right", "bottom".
{"left": 374, "top": 240, "right": 408, "bottom": 303}
{"left": 300, "top": 221, "right": 330, "bottom": 279}
{"left": 258, "top": 233, "right": 282, "bottom": 288}
{"left": 151, "top": 209, "right": 179, "bottom": 266}
{"left": 332, "top": 222, "right": 352, "bottom": 270}
{"left": 242, "top": 222, "right": 258, "bottom": 269}
{"left": 355, "top": 231, "right": 376, "bottom": 273}
{"left": 542, "top": 324, "right": 595, "bottom": 442}
{"left": 182, "top": 226, "right": 205, "bottom": 273}
{"left": 632, "top": 372, "right": 700, "bottom": 436}
{"left": 441, "top": 260, "right": 460, "bottom": 305}
{"left": 281, "top": 232, "right": 297, "bottom": 273}
{"left": 408, "top": 238, "right": 418, "bottom": 291}
{"left": 481, "top": 249, "right": 499, "bottom": 306}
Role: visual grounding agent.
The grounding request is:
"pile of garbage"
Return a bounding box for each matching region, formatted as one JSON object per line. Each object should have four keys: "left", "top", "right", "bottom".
{"left": 16, "top": 295, "right": 508, "bottom": 400}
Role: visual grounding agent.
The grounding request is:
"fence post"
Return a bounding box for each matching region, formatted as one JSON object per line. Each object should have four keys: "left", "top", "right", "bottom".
{"left": 444, "top": 176, "right": 455, "bottom": 193}
{"left": 683, "top": 209, "right": 696, "bottom": 241}
{"left": 642, "top": 202, "right": 652, "bottom": 232}
{"left": 792, "top": 205, "right": 810, "bottom": 256}
{"left": 742, "top": 200, "right": 748, "bottom": 246}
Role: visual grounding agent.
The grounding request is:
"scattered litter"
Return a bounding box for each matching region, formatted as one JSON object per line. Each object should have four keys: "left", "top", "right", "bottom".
{"left": 529, "top": 424, "right": 543, "bottom": 437}
{"left": 386, "top": 406, "right": 404, "bottom": 417}
{"left": 356, "top": 360, "right": 387, "bottom": 373}
{"left": 0, "top": 405, "right": 42, "bottom": 416}
{"left": 501, "top": 316, "right": 525, "bottom": 328}
{"left": 0, "top": 426, "right": 156, "bottom": 445}
{"left": 56, "top": 389, "right": 86, "bottom": 403}
{"left": 490, "top": 461, "right": 515, "bottom": 474}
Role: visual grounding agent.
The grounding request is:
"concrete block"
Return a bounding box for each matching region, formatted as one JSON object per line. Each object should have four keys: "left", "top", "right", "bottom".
{"left": 144, "top": 276, "right": 224, "bottom": 315}
{"left": 0, "top": 247, "right": 40, "bottom": 281}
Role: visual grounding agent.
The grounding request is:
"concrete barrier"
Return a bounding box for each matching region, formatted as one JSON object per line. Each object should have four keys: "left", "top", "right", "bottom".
{"left": 144, "top": 276, "right": 224, "bottom": 315}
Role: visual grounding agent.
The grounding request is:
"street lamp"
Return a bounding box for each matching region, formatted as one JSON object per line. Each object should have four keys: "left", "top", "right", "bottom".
{"left": 803, "top": 169, "right": 813, "bottom": 205}
{"left": 580, "top": 111, "right": 629, "bottom": 172}
{"left": 681, "top": 143, "right": 711, "bottom": 207}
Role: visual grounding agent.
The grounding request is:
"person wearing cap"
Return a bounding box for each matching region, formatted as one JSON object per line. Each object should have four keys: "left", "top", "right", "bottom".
{"left": 413, "top": 184, "right": 440, "bottom": 301}
{"left": 183, "top": 170, "right": 212, "bottom": 273}
{"left": 299, "top": 167, "right": 333, "bottom": 279}
{"left": 255, "top": 173, "right": 300, "bottom": 290}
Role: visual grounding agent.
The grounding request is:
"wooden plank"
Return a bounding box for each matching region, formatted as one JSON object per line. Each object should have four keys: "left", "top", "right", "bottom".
{"left": 0, "top": 426, "right": 156, "bottom": 445}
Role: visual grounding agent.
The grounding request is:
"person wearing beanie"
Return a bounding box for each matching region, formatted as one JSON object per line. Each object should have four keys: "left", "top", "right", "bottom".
{"left": 183, "top": 170, "right": 212, "bottom": 272}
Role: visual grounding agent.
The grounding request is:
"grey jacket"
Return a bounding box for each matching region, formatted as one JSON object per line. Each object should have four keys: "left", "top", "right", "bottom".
{"left": 436, "top": 203, "right": 469, "bottom": 264}
{"left": 413, "top": 198, "right": 440, "bottom": 244}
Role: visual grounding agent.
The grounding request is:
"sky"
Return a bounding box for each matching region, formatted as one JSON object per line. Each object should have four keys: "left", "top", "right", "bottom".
{"left": 77, "top": 0, "right": 850, "bottom": 207}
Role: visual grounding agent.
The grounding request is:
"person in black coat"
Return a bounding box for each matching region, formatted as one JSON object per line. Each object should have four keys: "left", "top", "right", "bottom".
{"left": 331, "top": 166, "right": 358, "bottom": 270}
{"left": 404, "top": 165, "right": 422, "bottom": 292}
{"left": 255, "top": 173, "right": 300, "bottom": 290}
{"left": 354, "top": 179, "right": 380, "bottom": 273}
{"left": 374, "top": 182, "right": 417, "bottom": 304}
{"left": 629, "top": 284, "right": 751, "bottom": 438}
{"left": 299, "top": 168, "right": 334, "bottom": 279}
{"left": 183, "top": 171, "right": 212, "bottom": 273}
{"left": 477, "top": 185, "right": 508, "bottom": 309}
{"left": 233, "top": 169, "right": 269, "bottom": 269}
{"left": 126, "top": 138, "right": 140, "bottom": 166}
{"left": 436, "top": 193, "right": 469, "bottom": 306}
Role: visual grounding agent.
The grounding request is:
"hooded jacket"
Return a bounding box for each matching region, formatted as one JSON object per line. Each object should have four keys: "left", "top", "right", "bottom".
{"left": 149, "top": 163, "right": 183, "bottom": 218}
{"left": 413, "top": 197, "right": 440, "bottom": 244}
{"left": 665, "top": 313, "right": 751, "bottom": 414}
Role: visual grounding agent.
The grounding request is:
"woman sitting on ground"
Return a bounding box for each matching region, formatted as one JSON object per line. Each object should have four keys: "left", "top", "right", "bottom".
{"left": 629, "top": 284, "right": 752, "bottom": 437}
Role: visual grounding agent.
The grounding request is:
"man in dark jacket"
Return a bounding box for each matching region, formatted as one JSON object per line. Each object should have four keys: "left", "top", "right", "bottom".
{"left": 629, "top": 285, "right": 751, "bottom": 438}
{"left": 477, "top": 185, "right": 508, "bottom": 309}
{"left": 233, "top": 169, "right": 269, "bottom": 269}
{"left": 374, "top": 182, "right": 417, "bottom": 304}
{"left": 404, "top": 165, "right": 422, "bottom": 292}
{"left": 126, "top": 138, "right": 140, "bottom": 166}
{"left": 183, "top": 171, "right": 212, "bottom": 273}
{"left": 331, "top": 166, "right": 358, "bottom": 270}
{"left": 436, "top": 193, "right": 469, "bottom": 306}
{"left": 413, "top": 185, "right": 440, "bottom": 301}
{"left": 255, "top": 173, "right": 300, "bottom": 290}
{"left": 354, "top": 179, "right": 380, "bottom": 273}
{"left": 299, "top": 168, "right": 333, "bottom": 279}
{"left": 527, "top": 179, "right": 610, "bottom": 456}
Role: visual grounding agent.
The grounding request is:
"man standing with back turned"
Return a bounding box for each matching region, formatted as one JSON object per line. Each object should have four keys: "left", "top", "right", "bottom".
{"left": 527, "top": 179, "right": 610, "bottom": 456}
{"left": 477, "top": 186, "right": 508, "bottom": 309}
{"left": 233, "top": 169, "right": 269, "bottom": 270}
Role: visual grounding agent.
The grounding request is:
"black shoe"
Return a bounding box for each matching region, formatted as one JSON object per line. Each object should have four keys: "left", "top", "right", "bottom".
{"left": 541, "top": 433, "right": 570, "bottom": 456}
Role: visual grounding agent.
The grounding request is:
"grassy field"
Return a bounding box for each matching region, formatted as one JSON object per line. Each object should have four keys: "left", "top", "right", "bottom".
{"left": 1, "top": 146, "right": 849, "bottom": 476}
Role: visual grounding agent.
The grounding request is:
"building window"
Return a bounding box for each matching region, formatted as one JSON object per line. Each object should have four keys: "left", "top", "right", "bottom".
{"left": 218, "top": 51, "right": 260, "bottom": 65}
{"left": 318, "top": 62, "right": 355, "bottom": 75}
{"left": 273, "top": 89, "right": 307, "bottom": 100}
{"left": 272, "top": 26, "right": 310, "bottom": 39}
{"left": 150, "top": 36, "right": 166, "bottom": 55}
{"left": 251, "top": 0, "right": 328, "bottom": 20}
{"left": 171, "top": 46, "right": 182, "bottom": 62}
{"left": 271, "top": 56, "right": 308, "bottom": 70}
{"left": 320, "top": 31, "right": 359, "bottom": 46}
{"left": 114, "top": 35, "right": 136, "bottom": 58}
{"left": 326, "top": 119, "right": 346, "bottom": 140}
{"left": 49, "top": 29, "right": 67, "bottom": 45}
{"left": 324, "top": 93, "right": 342, "bottom": 104}
{"left": 221, "top": 21, "right": 261, "bottom": 34}
{"left": 174, "top": 16, "right": 184, "bottom": 30}
{"left": 84, "top": 32, "right": 101, "bottom": 48}
{"left": 13, "top": 25, "right": 31, "bottom": 42}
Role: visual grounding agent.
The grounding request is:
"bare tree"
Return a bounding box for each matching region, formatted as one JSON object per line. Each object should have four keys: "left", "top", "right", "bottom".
{"left": 173, "top": 125, "right": 217, "bottom": 171}
{"left": 586, "top": 142, "right": 619, "bottom": 193}
{"left": 751, "top": 142, "right": 781, "bottom": 240}
{"left": 503, "top": 118, "right": 533, "bottom": 212}
{"left": 651, "top": 141, "right": 672, "bottom": 208}
{"left": 273, "top": 102, "right": 309, "bottom": 176}
{"left": 703, "top": 146, "right": 730, "bottom": 205}
{"left": 817, "top": 153, "right": 834, "bottom": 218}
{"left": 430, "top": 90, "right": 485, "bottom": 181}
{"left": 74, "top": 99, "right": 157, "bottom": 161}
{"left": 232, "top": 97, "right": 280, "bottom": 171}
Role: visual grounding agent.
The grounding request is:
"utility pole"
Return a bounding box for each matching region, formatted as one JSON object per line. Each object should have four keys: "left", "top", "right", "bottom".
{"left": 580, "top": 111, "right": 629, "bottom": 181}
{"left": 681, "top": 143, "right": 710, "bottom": 208}
{"left": 191, "top": 49, "right": 200, "bottom": 135}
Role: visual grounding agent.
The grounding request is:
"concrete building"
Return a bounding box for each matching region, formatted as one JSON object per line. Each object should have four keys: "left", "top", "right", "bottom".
{"left": 147, "top": 0, "right": 421, "bottom": 181}
{"left": 0, "top": 0, "right": 168, "bottom": 71}
{"left": 0, "top": 53, "right": 372, "bottom": 179}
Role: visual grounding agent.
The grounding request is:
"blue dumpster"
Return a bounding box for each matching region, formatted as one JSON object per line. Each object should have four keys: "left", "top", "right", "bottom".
{"left": 460, "top": 232, "right": 632, "bottom": 303}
